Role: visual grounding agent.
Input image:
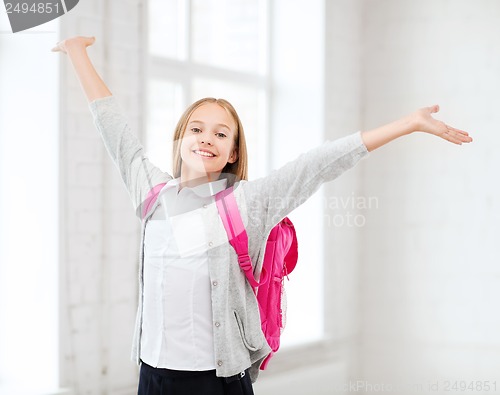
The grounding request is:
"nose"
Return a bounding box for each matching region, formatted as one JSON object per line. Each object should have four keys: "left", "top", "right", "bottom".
{"left": 198, "top": 133, "right": 213, "bottom": 145}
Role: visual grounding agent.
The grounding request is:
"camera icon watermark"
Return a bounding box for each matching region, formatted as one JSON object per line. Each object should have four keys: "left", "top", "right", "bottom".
{"left": 3, "top": 0, "right": 79, "bottom": 33}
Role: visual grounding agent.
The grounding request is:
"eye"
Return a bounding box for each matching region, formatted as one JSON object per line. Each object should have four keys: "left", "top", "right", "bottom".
{"left": 191, "top": 127, "right": 202, "bottom": 133}
{"left": 215, "top": 132, "right": 227, "bottom": 138}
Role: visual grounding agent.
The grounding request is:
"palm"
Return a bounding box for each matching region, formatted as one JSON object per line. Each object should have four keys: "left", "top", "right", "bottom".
{"left": 414, "top": 105, "right": 472, "bottom": 145}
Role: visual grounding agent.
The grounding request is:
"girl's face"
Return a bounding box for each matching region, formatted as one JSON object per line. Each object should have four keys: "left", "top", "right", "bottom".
{"left": 179, "top": 102, "right": 238, "bottom": 183}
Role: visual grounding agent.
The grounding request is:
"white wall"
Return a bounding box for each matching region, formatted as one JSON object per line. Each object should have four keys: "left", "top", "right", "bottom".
{"left": 360, "top": 0, "right": 500, "bottom": 391}
{"left": 322, "top": 0, "right": 365, "bottom": 387}
{"left": 0, "top": 15, "right": 59, "bottom": 395}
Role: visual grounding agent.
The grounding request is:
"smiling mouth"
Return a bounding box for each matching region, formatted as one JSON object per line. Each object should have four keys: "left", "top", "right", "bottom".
{"left": 193, "top": 149, "right": 216, "bottom": 158}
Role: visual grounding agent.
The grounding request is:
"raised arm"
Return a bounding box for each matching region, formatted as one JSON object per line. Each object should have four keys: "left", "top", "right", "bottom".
{"left": 51, "top": 36, "right": 111, "bottom": 102}
{"left": 52, "top": 35, "right": 170, "bottom": 217}
{"left": 361, "top": 104, "right": 473, "bottom": 152}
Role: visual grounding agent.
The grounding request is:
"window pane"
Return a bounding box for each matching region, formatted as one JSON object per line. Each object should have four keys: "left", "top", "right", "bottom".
{"left": 149, "top": 0, "right": 186, "bottom": 59}
{"left": 280, "top": 194, "right": 324, "bottom": 347}
{"left": 191, "top": 0, "right": 266, "bottom": 74}
{"left": 146, "top": 80, "right": 184, "bottom": 173}
{"left": 192, "top": 78, "right": 267, "bottom": 180}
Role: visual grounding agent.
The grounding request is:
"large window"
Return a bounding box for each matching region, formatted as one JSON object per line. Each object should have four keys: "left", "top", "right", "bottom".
{"left": 146, "top": 0, "right": 324, "bottom": 347}
{"left": 146, "top": 0, "right": 268, "bottom": 179}
{"left": 0, "top": 16, "right": 59, "bottom": 395}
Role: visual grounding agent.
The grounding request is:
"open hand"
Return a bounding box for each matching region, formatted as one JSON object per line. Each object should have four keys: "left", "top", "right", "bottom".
{"left": 51, "top": 36, "right": 96, "bottom": 54}
{"left": 411, "top": 105, "right": 473, "bottom": 145}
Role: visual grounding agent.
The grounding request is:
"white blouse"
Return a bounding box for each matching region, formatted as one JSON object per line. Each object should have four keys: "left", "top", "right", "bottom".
{"left": 140, "top": 177, "right": 228, "bottom": 371}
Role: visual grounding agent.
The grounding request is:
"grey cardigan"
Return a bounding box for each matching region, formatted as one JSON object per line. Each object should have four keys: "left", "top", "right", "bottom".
{"left": 88, "top": 96, "right": 369, "bottom": 382}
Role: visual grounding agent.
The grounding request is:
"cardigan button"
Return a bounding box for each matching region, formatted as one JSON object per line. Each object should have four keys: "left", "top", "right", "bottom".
{"left": 208, "top": 241, "right": 213, "bottom": 247}
{"left": 215, "top": 322, "right": 221, "bottom": 328}
{"left": 212, "top": 281, "right": 218, "bottom": 287}
{"left": 217, "top": 360, "right": 223, "bottom": 366}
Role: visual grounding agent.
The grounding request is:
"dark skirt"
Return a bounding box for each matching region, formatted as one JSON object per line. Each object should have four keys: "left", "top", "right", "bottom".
{"left": 138, "top": 362, "right": 254, "bottom": 395}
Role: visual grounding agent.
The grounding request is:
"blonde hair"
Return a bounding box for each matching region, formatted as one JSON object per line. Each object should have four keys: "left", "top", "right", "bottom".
{"left": 172, "top": 98, "right": 248, "bottom": 186}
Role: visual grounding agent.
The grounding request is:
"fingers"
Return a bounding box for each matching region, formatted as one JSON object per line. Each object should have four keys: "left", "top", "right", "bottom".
{"left": 51, "top": 44, "right": 61, "bottom": 52}
{"left": 448, "top": 126, "right": 470, "bottom": 136}
{"left": 447, "top": 125, "right": 473, "bottom": 142}
{"left": 51, "top": 38, "right": 67, "bottom": 53}
{"left": 443, "top": 131, "right": 463, "bottom": 145}
{"left": 50, "top": 36, "right": 96, "bottom": 53}
{"left": 442, "top": 125, "right": 473, "bottom": 144}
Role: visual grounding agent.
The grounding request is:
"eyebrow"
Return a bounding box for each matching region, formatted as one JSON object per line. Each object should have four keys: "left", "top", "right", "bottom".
{"left": 188, "top": 120, "right": 232, "bottom": 131}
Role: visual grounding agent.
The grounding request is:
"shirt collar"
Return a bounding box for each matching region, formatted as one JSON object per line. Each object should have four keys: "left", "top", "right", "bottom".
{"left": 166, "top": 177, "right": 228, "bottom": 197}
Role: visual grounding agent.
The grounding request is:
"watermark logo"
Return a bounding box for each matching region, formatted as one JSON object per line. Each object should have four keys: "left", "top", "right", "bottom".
{"left": 3, "top": 0, "right": 79, "bottom": 33}
{"left": 323, "top": 193, "right": 379, "bottom": 228}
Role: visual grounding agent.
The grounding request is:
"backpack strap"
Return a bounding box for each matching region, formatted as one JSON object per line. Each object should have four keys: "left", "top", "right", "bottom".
{"left": 141, "top": 182, "right": 167, "bottom": 219}
{"left": 281, "top": 217, "right": 298, "bottom": 275}
{"left": 215, "top": 187, "right": 267, "bottom": 289}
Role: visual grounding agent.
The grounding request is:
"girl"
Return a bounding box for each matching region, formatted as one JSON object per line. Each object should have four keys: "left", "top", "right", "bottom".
{"left": 52, "top": 36, "right": 472, "bottom": 395}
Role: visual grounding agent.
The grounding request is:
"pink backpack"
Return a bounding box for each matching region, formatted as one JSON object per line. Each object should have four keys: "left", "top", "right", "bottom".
{"left": 215, "top": 187, "right": 298, "bottom": 370}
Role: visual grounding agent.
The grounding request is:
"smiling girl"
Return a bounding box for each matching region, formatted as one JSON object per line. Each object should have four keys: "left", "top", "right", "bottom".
{"left": 173, "top": 98, "right": 246, "bottom": 189}
{"left": 52, "top": 36, "right": 472, "bottom": 395}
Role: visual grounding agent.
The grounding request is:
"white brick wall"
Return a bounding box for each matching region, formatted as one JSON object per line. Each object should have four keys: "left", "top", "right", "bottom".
{"left": 59, "top": 1, "right": 144, "bottom": 394}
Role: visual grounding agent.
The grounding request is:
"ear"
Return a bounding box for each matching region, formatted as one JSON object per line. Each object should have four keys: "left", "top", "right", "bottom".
{"left": 228, "top": 147, "right": 238, "bottom": 164}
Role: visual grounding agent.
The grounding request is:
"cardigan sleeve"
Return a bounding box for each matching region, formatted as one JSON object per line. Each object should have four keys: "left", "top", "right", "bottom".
{"left": 88, "top": 95, "right": 171, "bottom": 217}
{"left": 241, "top": 131, "right": 369, "bottom": 236}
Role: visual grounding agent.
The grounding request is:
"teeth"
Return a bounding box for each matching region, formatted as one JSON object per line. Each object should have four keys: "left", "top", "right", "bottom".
{"left": 194, "top": 150, "right": 215, "bottom": 157}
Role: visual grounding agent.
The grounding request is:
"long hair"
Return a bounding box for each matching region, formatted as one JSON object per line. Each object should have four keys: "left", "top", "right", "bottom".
{"left": 172, "top": 98, "right": 248, "bottom": 186}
